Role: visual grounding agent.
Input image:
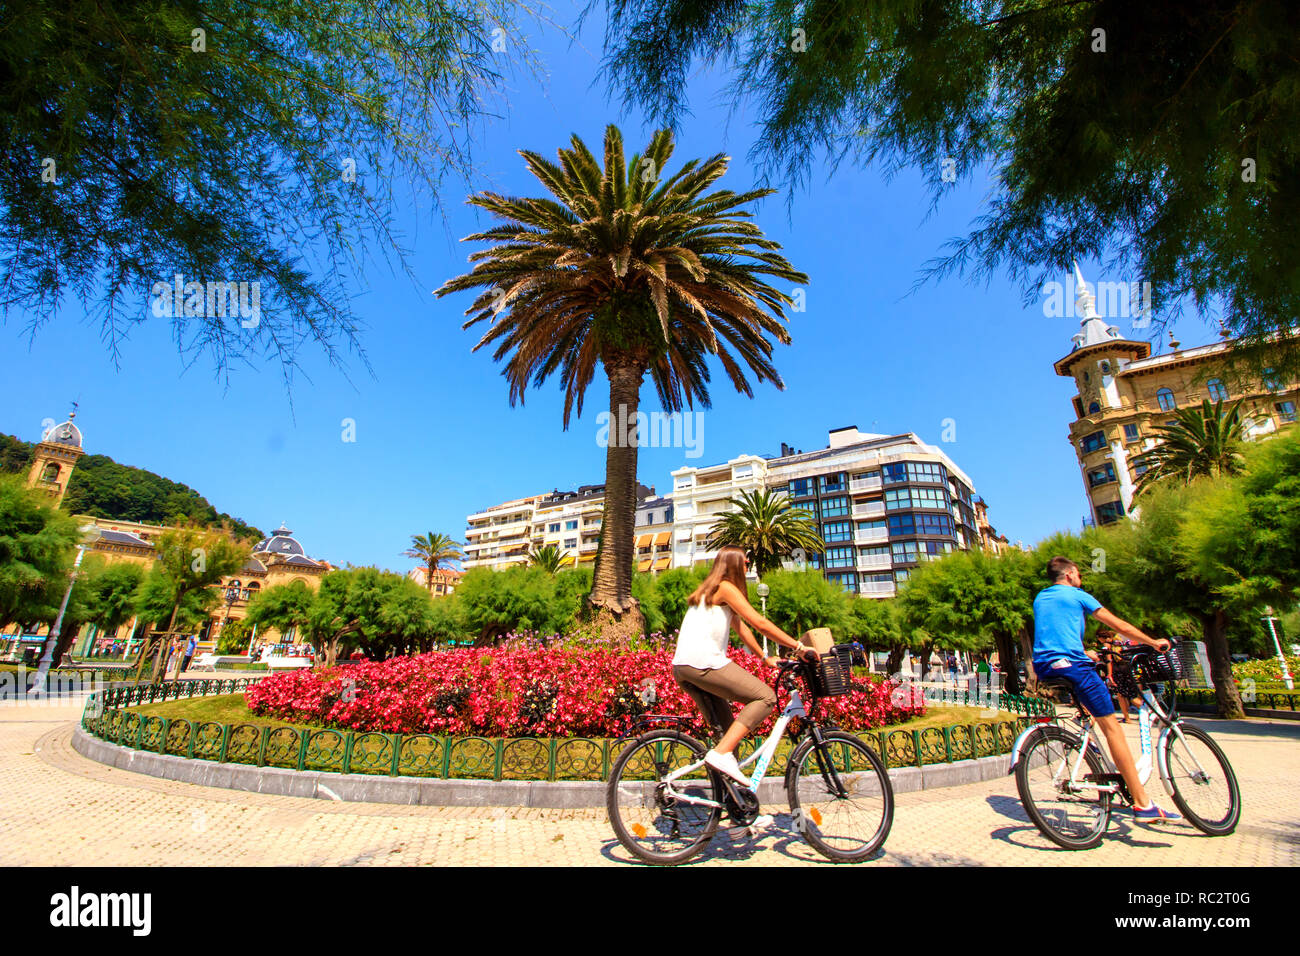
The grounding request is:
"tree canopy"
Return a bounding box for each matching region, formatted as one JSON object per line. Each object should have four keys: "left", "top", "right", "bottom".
{"left": 1, "top": 0, "right": 533, "bottom": 374}
{"left": 601, "top": 0, "right": 1300, "bottom": 376}
{"left": 0, "top": 474, "right": 80, "bottom": 629}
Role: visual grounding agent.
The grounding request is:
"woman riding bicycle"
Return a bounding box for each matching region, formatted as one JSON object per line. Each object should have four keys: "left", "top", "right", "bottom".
{"left": 672, "top": 546, "right": 818, "bottom": 788}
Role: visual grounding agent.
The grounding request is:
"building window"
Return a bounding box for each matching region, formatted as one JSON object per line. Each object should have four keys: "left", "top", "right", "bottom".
{"left": 1263, "top": 368, "right": 1281, "bottom": 392}
{"left": 891, "top": 541, "right": 919, "bottom": 563}
{"left": 40, "top": 462, "right": 59, "bottom": 482}
{"left": 1088, "top": 401, "right": 1101, "bottom": 415}
{"left": 915, "top": 513, "right": 954, "bottom": 536}
{"left": 788, "top": 478, "right": 814, "bottom": 498}
{"left": 1156, "top": 388, "right": 1177, "bottom": 412}
{"left": 893, "top": 569, "right": 910, "bottom": 583}
{"left": 885, "top": 487, "right": 948, "bottom": 510}
{"left": 919, "top": 540, "right": 953, "bottom": 559}
{"left": 825, "top": 547, "right": 854, "bottom": 569}
{"left": 1096, "top": 500, "right": 1126, "bottom": 525}
{"left": 1080, "top": 431, "right": 1107, "bottom": 454}
{"left": 645, "top": 512, "right": 654, "bottom": 525}
{"left": 563, "top": 538, "right": 577, "bottom": 549}
{"left": 826, "top": 572, "right": 856, "bottom": 592}
{"left": 1276, "top": 401, "right": 1297, "bottom": 423}
{"left": 888, "top": 514, "right": 914, "bottom": 536}
{"left": 881, "top": 463, "right": 907, "bottom": 484}
{"left": 1133, "top": 463, "right": 1150, "bottom": 477}
{"left": 1088, "top": 463, "right": 1117, "bottom": 487}
{"left": 858, "top": 519, "right": 886, "bottom": 532}
{"left": 1123, "top": 424, "right": 1140, "bottom": 442}
{"left": 565, "top": 520, "right": 578, "bottom": 530}
{"left": 860, "top": 545, "right": 889, "bottom": 557}
{"left": 821, "top": 496, "right": 850, "bottom": 518}
{"left": 1207, "top": 379, "right": 1229, "bottom": 402}
{"left": 548, "top": 523, "right": 560, "bottom": 533}
{"left": 820, "top": 472, "right": 847, "bottom": 493}
{"left": 822, "top": 521, "right": 852, "bottom": 543}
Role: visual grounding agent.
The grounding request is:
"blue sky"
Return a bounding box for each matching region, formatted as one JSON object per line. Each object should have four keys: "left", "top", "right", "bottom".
{"left": 1, "top": 3, "right": 1217, "bottom": 571}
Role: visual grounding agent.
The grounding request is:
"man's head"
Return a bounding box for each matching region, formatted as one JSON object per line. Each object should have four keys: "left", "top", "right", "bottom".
{"left": 1047, "top": 556, "right": 1082, "bottom": 587}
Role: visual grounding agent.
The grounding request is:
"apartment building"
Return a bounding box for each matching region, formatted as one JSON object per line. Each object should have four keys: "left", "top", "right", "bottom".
{"left": 462, "top": 483, "right": 653, "bottom": 570}
{"left": 1054, "top": 268, "right": 1300, "bottom": 525}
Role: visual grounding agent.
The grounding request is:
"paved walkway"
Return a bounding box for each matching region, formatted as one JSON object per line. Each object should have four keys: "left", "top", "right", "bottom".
{"left": 1, "top": 697, "right": 1296, "bottom": 866}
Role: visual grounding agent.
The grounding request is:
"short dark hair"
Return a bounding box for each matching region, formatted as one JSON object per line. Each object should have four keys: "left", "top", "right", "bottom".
{"left": 1047, "top": 556, "right": 1077, "bottom": 582}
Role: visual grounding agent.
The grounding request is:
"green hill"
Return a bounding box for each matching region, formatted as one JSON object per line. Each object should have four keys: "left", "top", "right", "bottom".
{"left": 0, "top": 433, "right": 263, "bottom": 540}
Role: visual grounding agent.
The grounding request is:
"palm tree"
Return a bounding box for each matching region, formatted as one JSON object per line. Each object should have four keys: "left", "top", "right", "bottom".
{"left": 403, "top": 533, "right": 462, "bottom": 593}
{"left": 526, "top": 544, "right": 571, "bottom": 574}
{"left": 1132, "top": 399, "right": 1248, "bottom": 496}
{"left": 705, "top": 488, "right": 826, "bottom": 577}
{"left": 438, "top": 125, "right": 807, "bottom": 632}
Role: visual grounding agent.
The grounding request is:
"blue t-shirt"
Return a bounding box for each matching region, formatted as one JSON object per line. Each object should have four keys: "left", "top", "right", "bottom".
{"left": 1032, "top": 585, "right": 1102, "bottom": 666}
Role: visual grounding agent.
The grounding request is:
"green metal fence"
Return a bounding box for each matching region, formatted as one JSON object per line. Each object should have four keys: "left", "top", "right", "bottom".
{"left": 1177, "top": 687, "right": 1298, "bottom": 712}
{"left": 81, "top": 679, "right": 1044, "bottom": 782}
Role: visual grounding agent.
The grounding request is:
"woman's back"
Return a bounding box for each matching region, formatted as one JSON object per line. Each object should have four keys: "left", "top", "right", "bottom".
{"left": 672, "top": 600, "right": 733, "bottom": 670}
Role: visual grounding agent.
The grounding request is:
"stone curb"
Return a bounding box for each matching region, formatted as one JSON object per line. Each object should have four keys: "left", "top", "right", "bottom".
{"left": 71, "top": 726, "right": 1012, "bottom": 808}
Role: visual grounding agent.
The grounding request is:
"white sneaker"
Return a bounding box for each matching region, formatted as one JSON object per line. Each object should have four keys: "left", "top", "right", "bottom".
{"left": 705, "top": 750, "right": 752, "bottom": 788}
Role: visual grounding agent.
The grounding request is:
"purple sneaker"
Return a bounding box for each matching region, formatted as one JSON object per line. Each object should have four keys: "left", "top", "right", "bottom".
{"left": 1132, "top": 804, "right": 1181, "bottom": 822}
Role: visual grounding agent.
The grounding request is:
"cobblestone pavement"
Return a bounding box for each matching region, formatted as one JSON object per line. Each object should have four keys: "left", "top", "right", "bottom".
{"left": 1, "top": 698, "right": 1296, "bottom": 866}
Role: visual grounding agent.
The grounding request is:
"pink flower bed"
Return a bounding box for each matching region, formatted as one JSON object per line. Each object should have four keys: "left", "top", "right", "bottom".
{"left": 244, "top": 646, "right": 925, "bottom": 738}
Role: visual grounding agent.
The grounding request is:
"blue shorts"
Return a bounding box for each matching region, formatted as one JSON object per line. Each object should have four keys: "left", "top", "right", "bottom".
{"left": 1034, "top": 657, "right": 1114, "bottom": 718}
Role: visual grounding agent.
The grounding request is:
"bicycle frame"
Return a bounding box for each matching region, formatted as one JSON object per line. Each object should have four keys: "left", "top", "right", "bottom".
{"left": 1009, "top": 678, "right": 1213, "bottom": 800}
{"left": 660, "top": 688, "right": 808, "bottom": 809}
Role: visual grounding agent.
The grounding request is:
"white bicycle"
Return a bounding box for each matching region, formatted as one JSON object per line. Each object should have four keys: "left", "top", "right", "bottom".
{"left": 606, "top": 645, "right": 894, "bottom": 865}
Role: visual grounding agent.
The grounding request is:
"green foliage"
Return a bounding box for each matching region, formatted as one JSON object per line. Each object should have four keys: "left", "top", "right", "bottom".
{"left": 602, "top": 0, "right": 1300, "bottom": 376}
{"left": 245, "top": 580, "right": 315, "bottom": 634}
{"left": 136, "top": 527, "right": 250, "bottom": 632}
{"left": 1132, "top": 400, "right": 1248, "bottom": 496}
{"left": 438, "top": 566, "right": 577, "bottom": 643}
{"left": 307, "top": 567, "right": 440, "bottom": 660}
{"left": 525, "top": 543, "right": 571, "bottom": 574}
{"left": 0, "top": 435, "right": 261, "bottom": 538}
{"left": 133, "top": 572, "right": 215, "bottom": 631}
{"left": 651, "top": 566, "right": 708, "bottom": 630}
{"left": 841, "top": 595, "right": 903, "bottom": 651}
{"left": 0, "top": 474, "right": 80, "bottom": 628}
{"left": 215, "top": 617, "right": 252, "bottom": 654}
{"left": 403, "top": 532, "right": 463, "bottom": 586}
{"left": 705, "top": 488, "right": 825, "bottom": 576}
{"left": 762, "top": 569, "right": 851, "bottom": 637}
{"left": 1, "top": 0, "right": 534, "bottom": 372}
{"left": 897, "top": 549, "right": 1036, "bottom": 655}
{"left": 64, "top": 557, "right": 145, "bottom": 636}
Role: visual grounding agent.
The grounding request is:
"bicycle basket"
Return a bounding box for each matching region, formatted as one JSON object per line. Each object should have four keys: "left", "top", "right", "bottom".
{"left": 812, "top": 645, "right": 856, "bottom": 697}
{"left": 1135, "top": 643, "right": 1193, "bottom": 684}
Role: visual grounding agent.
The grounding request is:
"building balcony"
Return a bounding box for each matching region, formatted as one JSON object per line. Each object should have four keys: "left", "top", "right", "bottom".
{"left": 855, "top": 529, "right": 888, "bottom": 544}
{"left": 859, "top": 582, "right": 896, "bottom": 597}
{"left": 849, "top": 476, "right": 882, "bottom": 493}
{"left": 856, "top": 556, "right": 891, "bottom": 571}
{"left": 852, "top": 502, "right": 885, "bottom": 519}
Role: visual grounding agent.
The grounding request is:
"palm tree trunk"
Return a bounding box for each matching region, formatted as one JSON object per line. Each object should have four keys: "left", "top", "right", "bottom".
{"left": 587, "top": 357, "right": 646, "bottom": 632}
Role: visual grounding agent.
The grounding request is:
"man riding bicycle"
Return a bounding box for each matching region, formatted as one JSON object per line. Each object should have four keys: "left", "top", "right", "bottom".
{"left": 1032, "top": 557, "right": 1179, "bottom": 821}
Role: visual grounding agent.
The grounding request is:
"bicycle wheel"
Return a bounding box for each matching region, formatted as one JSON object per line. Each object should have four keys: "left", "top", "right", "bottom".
{"left": 1160, "top": 724, "right": 1240, "bottom": 835}
{"left": 1015, "top": 725, "right": 1111, "bottom": 850}
{"left": 606, "top": 730, "right": 722, "bottom": 865}
{"left": 786, "top": 731, "right": 893, "bottom": 862}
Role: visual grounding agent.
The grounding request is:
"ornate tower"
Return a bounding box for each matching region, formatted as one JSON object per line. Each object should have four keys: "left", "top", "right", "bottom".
{"left": 1052, "top": 266, "right": 1151, "bottom": 525}
{"left": 26, "top": 412, "right": 85, "bottom": 507}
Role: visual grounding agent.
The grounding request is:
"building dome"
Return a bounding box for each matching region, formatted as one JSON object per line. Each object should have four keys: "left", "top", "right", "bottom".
{"left": 253, "top": 524, "right": 306, "bottom": 558}
{"left": 43, "top": 418, "right": 83, "bottom": 449}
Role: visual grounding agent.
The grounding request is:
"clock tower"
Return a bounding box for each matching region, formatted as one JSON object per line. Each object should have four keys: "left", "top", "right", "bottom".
{"left": 27, "top": 411, "right": 85, "bottom": 507}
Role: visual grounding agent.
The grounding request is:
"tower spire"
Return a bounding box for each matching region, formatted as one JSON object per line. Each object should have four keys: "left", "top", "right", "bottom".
{"left": 1072, "top": 260, "right": 1100, "bottom": 322}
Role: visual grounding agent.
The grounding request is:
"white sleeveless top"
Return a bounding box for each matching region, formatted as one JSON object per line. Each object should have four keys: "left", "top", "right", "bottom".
{"left": 672, "top": 601, "right": 734, "bottom": 670}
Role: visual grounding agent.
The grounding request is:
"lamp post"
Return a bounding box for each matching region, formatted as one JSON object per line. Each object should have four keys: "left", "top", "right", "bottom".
{"left": 1263, "top": 607, "right": 1295, "bottom": 691}
{"left": 756, "top": 582, "right": 770, "bottom": 656}
{"left": 28, "top": 524, "right": 101, "bottom": 696}
{"left": 219, "top": 585, "right": 240, "bottom": 650}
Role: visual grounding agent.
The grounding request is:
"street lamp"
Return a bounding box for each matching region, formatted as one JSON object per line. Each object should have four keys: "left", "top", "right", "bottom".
{"left": 1262, "top": 607, "right": 1295, "bottom": 691}
{"left": 756, "top": 582, "right": 770, "bottom": 656}
{"left": 28, "top": 524, "right": 101, "bottom": 696}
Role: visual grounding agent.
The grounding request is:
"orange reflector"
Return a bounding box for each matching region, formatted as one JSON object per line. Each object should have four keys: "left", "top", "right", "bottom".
{"left": 632, "top": 823, "right": 646, "bottom": 838}
{"left": 810, "top": 807, "right": 822, "bottom": 827}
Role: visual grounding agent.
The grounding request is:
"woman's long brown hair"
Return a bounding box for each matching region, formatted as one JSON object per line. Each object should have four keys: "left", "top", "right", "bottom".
{"left": 688, "top": 547, "right": 748, "bottom": 608}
